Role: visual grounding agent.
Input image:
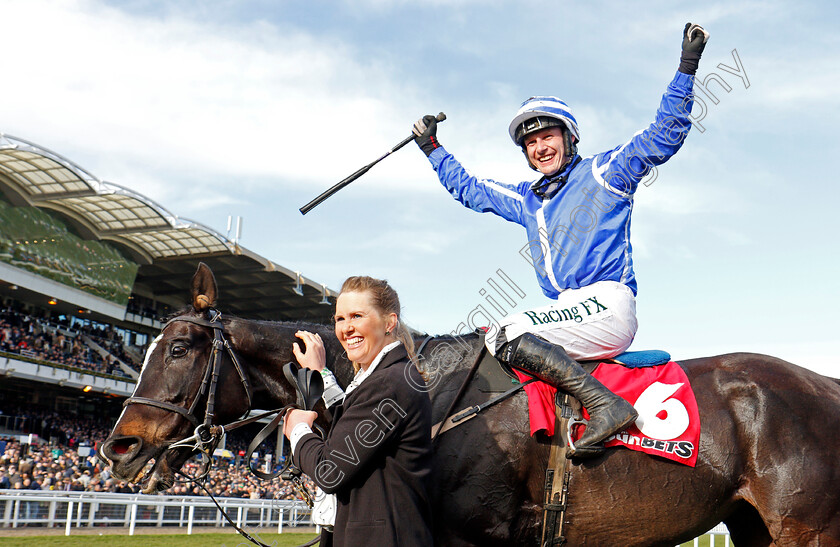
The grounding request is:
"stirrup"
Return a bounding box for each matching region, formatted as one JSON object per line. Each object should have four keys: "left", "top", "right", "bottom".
{"left": 566, "top": 444, "right": 606, "bottom": 459}
{"left": 566, "top": 414, "right": 605, "bottom": 459}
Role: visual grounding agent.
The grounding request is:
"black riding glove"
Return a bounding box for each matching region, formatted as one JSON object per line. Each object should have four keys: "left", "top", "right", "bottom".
{"left": 679, "top": 22, "right": 709, "bottom": 75}
{"left": 413, "top": 115, "right": 441, "bottom": 157}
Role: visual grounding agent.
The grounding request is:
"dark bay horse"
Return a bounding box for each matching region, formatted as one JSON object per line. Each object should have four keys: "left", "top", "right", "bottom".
{"left": 100, "top": 264, "right": 840, "bottom": 546}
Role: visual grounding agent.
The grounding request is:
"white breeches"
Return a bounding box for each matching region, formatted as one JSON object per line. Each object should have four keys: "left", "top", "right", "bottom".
{"left": 484, "top": 281, "right": 638, "bottom": 360}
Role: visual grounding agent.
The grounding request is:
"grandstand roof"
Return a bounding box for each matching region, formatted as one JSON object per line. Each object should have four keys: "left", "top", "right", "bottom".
{"left": 0, "top": 133, "right": 337, "bottom": 324}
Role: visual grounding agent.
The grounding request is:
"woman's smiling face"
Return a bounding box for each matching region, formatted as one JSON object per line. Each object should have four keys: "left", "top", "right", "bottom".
{"left": 334, "top": 290, "right": 397, "bottom": 369}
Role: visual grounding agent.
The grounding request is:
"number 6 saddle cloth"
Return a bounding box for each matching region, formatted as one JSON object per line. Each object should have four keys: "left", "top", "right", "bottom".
{"left": 516, "top": 357, "right": 701, "bottom": 467}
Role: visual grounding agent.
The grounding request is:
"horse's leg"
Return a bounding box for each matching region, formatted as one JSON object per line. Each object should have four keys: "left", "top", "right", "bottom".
{"left": 723, "top": 501, "right": 773, "bottom": 547}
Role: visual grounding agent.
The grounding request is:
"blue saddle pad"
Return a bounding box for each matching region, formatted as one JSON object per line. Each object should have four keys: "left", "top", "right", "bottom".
{"left": 612, "top": 350, "right": 671, "bottom": 368}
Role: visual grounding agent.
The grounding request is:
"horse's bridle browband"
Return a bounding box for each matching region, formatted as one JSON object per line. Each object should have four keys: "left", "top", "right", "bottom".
{"left": 123, "top": 309, "right": 254, "bottom": 441}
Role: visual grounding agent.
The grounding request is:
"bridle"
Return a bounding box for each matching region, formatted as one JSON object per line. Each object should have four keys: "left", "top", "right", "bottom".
{"left": 121, "top": 308, "right": 308, "bottom": 547}
{"left": 123, "top": 309, "right": 254, "bottom": 455}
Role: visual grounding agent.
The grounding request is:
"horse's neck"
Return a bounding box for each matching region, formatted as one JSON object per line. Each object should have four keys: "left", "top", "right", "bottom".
{"left": 226, "top": 318, "right": 353, "bottom": 407}
{"left": 227, "top": 317, "right": 486, "bottom": 410}
{"left": 413, "top": 333, "right": 485, "bottom": 382}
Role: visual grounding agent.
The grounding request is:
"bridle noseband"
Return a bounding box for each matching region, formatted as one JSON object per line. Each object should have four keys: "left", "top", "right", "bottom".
{"left": 123, "top": 309, "right": 254, "bottom": 454}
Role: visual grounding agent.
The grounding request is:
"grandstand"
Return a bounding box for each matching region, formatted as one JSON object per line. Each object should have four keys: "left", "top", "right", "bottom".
{"left": 0, "top": 132, "right": 336, "bottom": 497}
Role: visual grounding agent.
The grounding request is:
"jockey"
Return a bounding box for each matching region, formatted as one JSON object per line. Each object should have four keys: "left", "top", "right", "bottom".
{"left": 413, "top": 23, "right": 709, "bottom": 458}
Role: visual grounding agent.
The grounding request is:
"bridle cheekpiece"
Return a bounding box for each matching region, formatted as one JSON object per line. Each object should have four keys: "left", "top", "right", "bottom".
{"left": 122, "top": 309, "right": 253, "bottom": 468}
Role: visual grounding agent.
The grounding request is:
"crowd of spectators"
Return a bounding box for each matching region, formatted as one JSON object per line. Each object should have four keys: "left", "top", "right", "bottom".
{"left": 125, "top": 297, "right": 167, "bottom": 323}
{"left": 0, "top": 307, "right": 139, "bottom": 377}
{"left": 0, "top": 405, "right": 314, "bottom": 501}
{"left": 73, "top": 320, "right": 141, "bottom": 373}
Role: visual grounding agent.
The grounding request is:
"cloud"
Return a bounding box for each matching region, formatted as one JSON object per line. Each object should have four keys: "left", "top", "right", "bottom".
{"left": 747, "top": 56, "right": 840, "bottom": 108}
{"left": 0, "top": 0, "right": 428, "bottom": 201}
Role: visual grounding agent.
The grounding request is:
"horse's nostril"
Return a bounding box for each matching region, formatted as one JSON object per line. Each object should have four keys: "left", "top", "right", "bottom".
{"left": 105, "top": 437, "right": 141, "bottom": 458}
{"left": 112, "top": 440, "right": 132, "bottom": 454}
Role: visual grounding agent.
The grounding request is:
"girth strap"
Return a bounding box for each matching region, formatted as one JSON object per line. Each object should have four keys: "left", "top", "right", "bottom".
{"left": 541, "top": 393, "right": 576, "bottom": 546}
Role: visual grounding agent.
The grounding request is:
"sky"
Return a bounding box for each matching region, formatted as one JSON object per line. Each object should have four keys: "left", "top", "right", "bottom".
{"left": 1, "top": 0, "right": 838, "bottom": 376}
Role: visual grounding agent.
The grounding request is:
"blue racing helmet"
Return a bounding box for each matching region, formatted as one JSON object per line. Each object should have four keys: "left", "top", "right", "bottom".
{"left": 509, "top": 96, "right": 580, "bottom": 146}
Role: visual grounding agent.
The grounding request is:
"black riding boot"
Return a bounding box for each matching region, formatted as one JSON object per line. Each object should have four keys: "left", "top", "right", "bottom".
{"left": 500, "top": 333, "right": 638, "bottom": 458}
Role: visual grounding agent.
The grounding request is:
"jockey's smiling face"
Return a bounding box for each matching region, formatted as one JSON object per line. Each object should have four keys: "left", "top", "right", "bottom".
{"left": 524, "top": 127, "right": 566, "bottom": 176}
{"left": 334, "top": 290, "right": 397, "bottom": 370}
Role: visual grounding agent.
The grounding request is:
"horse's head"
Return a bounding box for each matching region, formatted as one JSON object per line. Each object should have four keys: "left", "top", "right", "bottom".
{"left": 99, "top": 262, "right": 252, "bottom": 493}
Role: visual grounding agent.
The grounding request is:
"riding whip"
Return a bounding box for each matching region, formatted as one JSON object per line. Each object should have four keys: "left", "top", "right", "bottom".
{"left": 299, "top": 112, "right": 446, "bottom": 215}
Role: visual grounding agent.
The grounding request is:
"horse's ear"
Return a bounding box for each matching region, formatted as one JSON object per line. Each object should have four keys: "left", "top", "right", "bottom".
{"left": 191, "top": 262, "right": 218, "bottom": 312}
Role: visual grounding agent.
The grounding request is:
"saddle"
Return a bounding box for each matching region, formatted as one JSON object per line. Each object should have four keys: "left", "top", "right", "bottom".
{"left": 431, "top": 338, "right": 671, "bottom": 437}
{"left": 601, "top": 349, "right": 671, "bottom": 368}
{"left": 495, "top": 348, "right": 671, "bottom": 380}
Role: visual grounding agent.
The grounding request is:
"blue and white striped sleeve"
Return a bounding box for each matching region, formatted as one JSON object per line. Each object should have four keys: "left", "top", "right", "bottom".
{"left": 593, "top": 71, "right": 696, "bottom": 198}
{"left": 428, "top": 146, "right": 527, "bottom": 225}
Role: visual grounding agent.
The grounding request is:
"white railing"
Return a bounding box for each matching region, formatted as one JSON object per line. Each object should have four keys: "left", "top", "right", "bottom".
{"left": 682, "top": 523, "right": 731, "bottom": 546}
{"left": 0, "top": 490, "right": 312, "bottom": 536}
{"left": 1, "top": 489, "right": 731, "bottom": 543}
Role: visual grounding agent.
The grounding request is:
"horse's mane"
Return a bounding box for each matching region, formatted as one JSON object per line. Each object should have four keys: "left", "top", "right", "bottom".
{"left": 161, "top": 306, "right": 193, "bottom": 323}
{"left": 162, "top": 307, "right": 485, "bottom": 347}
{"left": 161, "top": 306, "right": 330, "bottom": 331}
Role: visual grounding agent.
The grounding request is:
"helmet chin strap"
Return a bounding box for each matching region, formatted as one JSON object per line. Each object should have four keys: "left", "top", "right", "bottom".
{"left": 531, "top": 155, "right": 581, "bottom": 199}
{"left": 563, "top": 130, "right": 578, "bottom": 162}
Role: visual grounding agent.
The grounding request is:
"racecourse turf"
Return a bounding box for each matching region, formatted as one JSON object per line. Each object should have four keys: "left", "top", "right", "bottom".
{"left": 0, "top": 532, "right": 318, "bottom": 546}
{"left": 0, "top": 534, "right": 720, "bottom": 546}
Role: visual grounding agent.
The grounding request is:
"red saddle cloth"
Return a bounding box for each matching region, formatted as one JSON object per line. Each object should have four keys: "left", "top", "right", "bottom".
{"left": 516, "top": 361, "right": 700, "bottom": 467}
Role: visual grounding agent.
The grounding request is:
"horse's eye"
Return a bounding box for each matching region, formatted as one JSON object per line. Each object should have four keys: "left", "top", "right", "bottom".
{"left": 170, "top": 344, "right": 188, "bottom": 358}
